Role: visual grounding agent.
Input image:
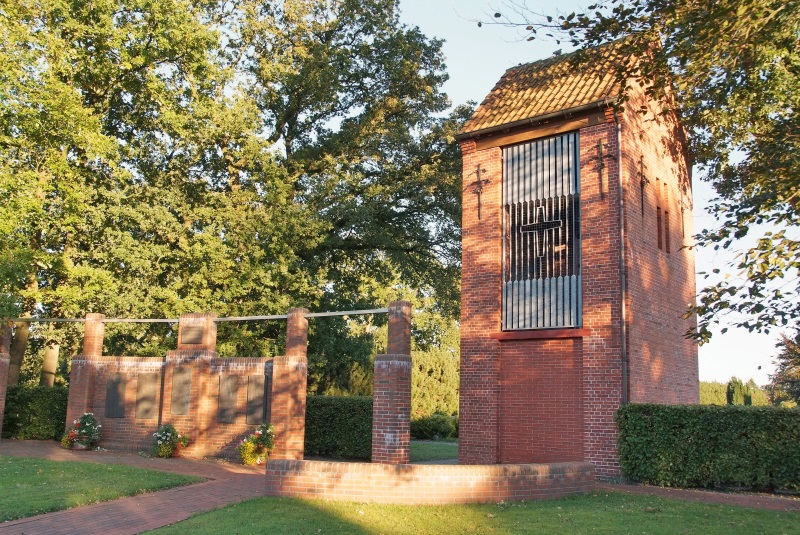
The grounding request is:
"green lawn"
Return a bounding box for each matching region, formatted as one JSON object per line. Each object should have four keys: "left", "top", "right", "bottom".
{"left": 147, "top": 492, "right": 799, "bottom": 535}
{"left": 0, "top": 456, "right": 202, "bottom": 521}
{"left": 409, "top": 440, "right": 458, "bottom": 462}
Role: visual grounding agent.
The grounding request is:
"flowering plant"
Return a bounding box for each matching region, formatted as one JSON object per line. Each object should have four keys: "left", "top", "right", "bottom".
{"left": 152, "top": 423, "right": 190, "bottom": 458}
{"left": 61, "top": 413, "right": 101, "bottom": 449}
{"left": 237, "top": 423, "right": 275, "bottom": 465}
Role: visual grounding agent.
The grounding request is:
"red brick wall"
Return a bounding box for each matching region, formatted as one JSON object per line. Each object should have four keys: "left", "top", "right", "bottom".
{"left": 620, "top": 86, "right": 699, "bottom": 405}
{"left": 197, "top": 356, "right": 271, "bottom": 458}
{"left": 499, "top": 339, "right": 583, "bottom": 463}
{"left": 579, "top": 120, "right": 625, "bottom": 477}
{"left": 266, "top": 459, "right": 594, "bottom": 504}
{"left": 67, "top": 353, "right": 271, "bottom": 458}
{"left": 459, "top": 140, "right": 503, "bottom": 464}
{"left": 81, "top": 356, "right": 164, "bottom": 451}
{"left": 459, "top": 89, "right": 696, "bottom": 477}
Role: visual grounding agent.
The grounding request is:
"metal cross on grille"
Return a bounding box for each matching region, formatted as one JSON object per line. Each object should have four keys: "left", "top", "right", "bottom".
{"left": 519, "top": 206, "right": 563, "bottom": 258}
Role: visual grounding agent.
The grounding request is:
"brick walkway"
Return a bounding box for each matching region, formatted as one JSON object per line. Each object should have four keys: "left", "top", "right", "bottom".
{"left": 1, "top": 440, "right": 798, "bottom": 534}
{"left": 0, "top": 440, "right": 265, "bottom": 534}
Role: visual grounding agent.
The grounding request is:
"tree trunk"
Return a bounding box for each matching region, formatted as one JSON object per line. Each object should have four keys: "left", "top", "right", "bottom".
{"left": 7, "top": 318, "right": 30, "bottom": 386}
{"left": 40, "top": 341, "right": 60, "bottom": 387}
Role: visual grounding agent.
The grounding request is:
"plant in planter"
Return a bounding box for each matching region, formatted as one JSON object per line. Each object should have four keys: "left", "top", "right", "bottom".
{"left": 61, "top": 413, "right": 102, "bottom": 450}
{"left": 152, "top": 423, "right": 190, "bottom": 458}
{"left": 237, "top": 423, "right": 275, "bottom": 465}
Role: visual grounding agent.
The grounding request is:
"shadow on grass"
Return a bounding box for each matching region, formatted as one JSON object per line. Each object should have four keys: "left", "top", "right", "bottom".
{"left": 146, "top": 492, "right": 800, "bottom": 535}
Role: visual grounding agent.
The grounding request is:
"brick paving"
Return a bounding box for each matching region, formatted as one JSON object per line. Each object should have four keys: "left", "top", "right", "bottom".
{"left": 0, "top": 440, "right": 265, "bottom": 534}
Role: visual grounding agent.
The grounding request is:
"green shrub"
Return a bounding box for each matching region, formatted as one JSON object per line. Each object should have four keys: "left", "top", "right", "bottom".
{"left": 410, "top": 413, "right": 457, "bottom": 440}
{"left": 699, "top": 381, "right": 727, "bottom": 405}
{"left": 702, "top": 378, "right": 770, "bottom": 406}
{"left": 411, "top": 339, "right": 459, "bottom": 421}
{"left": 617, "top": 403, "right": 800, "bottom": 490}
{"left": 1, "top": 385, "right": 68, "bottom": 440}
{"left": 727, "top": 377, "right": 747, "bottom": 405}
{"left": 304, "top": 395, "right": 372, "bottom": 460}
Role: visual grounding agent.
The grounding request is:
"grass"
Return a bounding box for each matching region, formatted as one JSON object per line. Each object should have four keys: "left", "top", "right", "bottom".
{"left": 147, "top": 492, "right": 799, "bottom": 535}
{"left": 0, "top": 456, "right": 202, "bottom": 521}
{"left": 409, "top": 440, "right": 458, "bottom": 462}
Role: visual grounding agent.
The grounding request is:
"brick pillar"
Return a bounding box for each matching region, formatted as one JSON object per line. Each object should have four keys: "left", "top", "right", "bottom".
{"left": 387, "top": 301, "right": 412, "bottom": 356}
{"left": 372, "top": 300, "right": 412, "bottom": 464}
{"left": 82, "top": 313, "right": 105, "bottom": 358}
{"left": 270, "top": 308, "right": 308, "bottom": 460}
{"left": 0, "top": 324, "right": 12, "bottom": 439}
{"left": 176, "top": 313, "right": 217, "bottom": 352}
{"left": 66, "top": 313, "right": 104, "bottom": 428}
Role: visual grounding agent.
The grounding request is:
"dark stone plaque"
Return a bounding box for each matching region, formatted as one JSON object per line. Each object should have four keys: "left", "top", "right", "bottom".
{"left": 135, "top": 372, "right": 159, "bottom": 420}
{"left": 105, "top": 373, "right": 126, "bottom": 418}
{"left": 170, "top": 366, "right": 192, "bottom": 416}
{"left": 180, "top": 325, "right": 204, "bottom": 345}
{"left": 217, "top": 374, "right": 239, "bottom": 424}
{"left": 246, "top": 375, "right": 266, "bottom": 425}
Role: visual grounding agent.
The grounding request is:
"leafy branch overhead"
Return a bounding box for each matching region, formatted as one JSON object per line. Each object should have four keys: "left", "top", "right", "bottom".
{"left": 485, "top": 0, "right": 800, "bottom": 342}
{"left": 0, "top": 0, "right": 464, "bottom": 380}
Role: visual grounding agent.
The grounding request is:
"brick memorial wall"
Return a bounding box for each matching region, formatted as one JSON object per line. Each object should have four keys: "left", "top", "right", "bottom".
{"left": 66, "top": 313, "right": 274, "bottom": 458}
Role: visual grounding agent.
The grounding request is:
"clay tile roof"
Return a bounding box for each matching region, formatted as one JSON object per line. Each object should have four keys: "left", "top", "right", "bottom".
{"left": 458, "top": 42, "right": 625, "bottom": 139}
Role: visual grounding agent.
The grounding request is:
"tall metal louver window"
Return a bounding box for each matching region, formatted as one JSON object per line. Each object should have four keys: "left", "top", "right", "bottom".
{"left": 502, "top": 132, "right": 582, "bottom": 330}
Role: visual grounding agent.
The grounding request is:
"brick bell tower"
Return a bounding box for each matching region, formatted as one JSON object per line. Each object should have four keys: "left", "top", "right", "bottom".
{"left": 455, "top": 44, "right": 699, "bottom": 478}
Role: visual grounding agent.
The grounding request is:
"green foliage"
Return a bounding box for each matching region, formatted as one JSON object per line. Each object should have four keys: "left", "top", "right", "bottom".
{"left": 617, "top": 403, "right": 800, "bottom": 490}
{"left": 152, "top": 423, "right": 189, "bottom": 458}
{"left": 237, "top": 423, "right": 275, "bottom": 465}
{"left": 410, "top": 414, "right": 457, "bottom": 440}
{"left": 1, "top": 385, "right": 67, "bottom": 440}
{"left": 745, "top": 379, "right": 770, "bottom": 406}
{"left": 769, "top": 330, "right": 800, "bottom": 406}
{"left": 307, "top": 315, "right": 376, "bottom": 396}
{"left": 492, "top": 0, "right": 800, "bottom": 342}
{"left": 304, "top": 396, "right": 372, "bottom": 460}
{"left": 1, "top": 0, "right": 463, "bottom": 376}
{"left": 699, "top": 381, "right": 727, "bottom": 405}
{"left": 62, "top": 412, "right": 102, "bottom": 448}
{"left": 411, "top": 312, "right": 459, "bottom": 420}
{"left": 727, "top": 377, "right": 747, "bottom": 405}
{"left": 701, "top": 378, "right": 769, "bottom": 406}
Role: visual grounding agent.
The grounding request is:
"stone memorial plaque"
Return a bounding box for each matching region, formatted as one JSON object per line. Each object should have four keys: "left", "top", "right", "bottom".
{"left": 246, "top": 375, "right": 266, "bottom": 425}
{"left": 135, "top": 372, "right": 159, "bottom": 420}
{"left": 217, "top": 374, "right": 239, "bottom": 424}
{"left": 105, "top": 373, "right": 126, "bottom": 418}
{"left": 170, "top": 366, "right": 192, "bottom": 416}
{"left": 180, "top": 325, "right": 204, "bottom": 345}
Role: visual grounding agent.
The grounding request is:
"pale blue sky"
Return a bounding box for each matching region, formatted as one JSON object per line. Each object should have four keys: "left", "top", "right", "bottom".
{"left": 398, "top": 0, "right": 780, "bottom": 384}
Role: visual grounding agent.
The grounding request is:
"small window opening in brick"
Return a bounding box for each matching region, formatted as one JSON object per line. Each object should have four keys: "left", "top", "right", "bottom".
{"left": 664, "top": 211, "right": 671, "bottom": 253}
{"left": 656, "top": 207, "right": 663, "bottom": 250}
{"left": 679, "top": 184, "right": 688, "bottom": 239}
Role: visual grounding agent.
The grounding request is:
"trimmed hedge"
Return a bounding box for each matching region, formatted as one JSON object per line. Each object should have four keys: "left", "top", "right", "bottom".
{"left": 305, "top": 395, "right": 372, "bottom": 460}
{"left": 617, "top": 403, "right": 800, "bottom": 490}
{"left": 2, "top": 385, "right": 69, "bottom": 440}
{"left": 410, "top": 413, "right": 457, "bottom": 439}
